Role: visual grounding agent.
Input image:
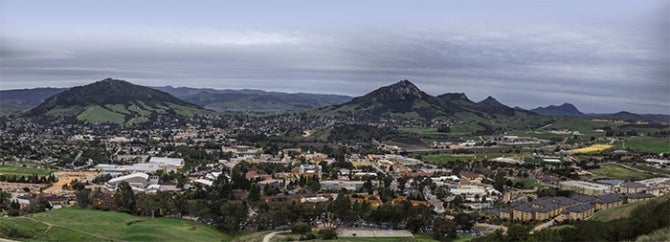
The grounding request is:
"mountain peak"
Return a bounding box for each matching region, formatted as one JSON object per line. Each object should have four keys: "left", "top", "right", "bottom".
{"left": 479, "top": 96, "right": 504, "bottom": 107}
{"left": 384, "top": 80, "right": 422, "bottom": 97}
{"left": 437, "top": 93, "right": 471, "bottom": 102}
{"left": 353, "top": 80, "right": 427, "bottom": 102}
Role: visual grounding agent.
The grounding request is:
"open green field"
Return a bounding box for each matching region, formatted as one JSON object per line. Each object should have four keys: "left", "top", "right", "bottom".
{"left": 505, "top": 131, "right": 572, "bottom": 139}
{"left": 399, "top": 127, "right": 438, "bottom": 134}
{"left": 590, "top": 164, "right": 654, "bottom": 180}
{"left": 624, "top": 137, "right": 670, "bottom": 153}
{"left": 453, "top": 236, "right": 480, "bottom": 242}
{"left": 588, "top": 193, "right": 670, "bottom": 222}
{"left": 0, "top": 165, "right": 52, "bottom": 176}
{"left": 230, "top": 230, "right": 272, "bottom": 242}
{"left": 77, "top": 105, "right": 127, "bottom": 124}
{"left": 0, "top": 207, "right": 232, "bottom": 241}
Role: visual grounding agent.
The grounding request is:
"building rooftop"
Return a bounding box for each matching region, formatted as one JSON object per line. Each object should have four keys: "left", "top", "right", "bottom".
{"left": 595, "top": 179, "right": 624, "bottom": 186}
{"left": 627, "top": 193, "right": 655, "bottom": 199}
{"left": 620, "top": 182, "right": 647, "bottom": 188}
{"left": 562, "top": 203, "right": 594, "bottom": 214}
{"left": 596, "top": 193, "right": 622, "bottom": 204}
{"left": 570, "top": 194, "right": 597, "bottom": 203}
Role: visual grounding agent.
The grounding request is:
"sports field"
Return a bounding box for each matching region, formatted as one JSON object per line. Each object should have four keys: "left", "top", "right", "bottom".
{"left": 0, "top": 165, "right": 53, "bottom": 176}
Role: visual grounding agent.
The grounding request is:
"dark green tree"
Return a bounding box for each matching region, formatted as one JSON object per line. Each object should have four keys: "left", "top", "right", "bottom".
{"left": 114, "top": 181, "right": 136, "bottom": 214}
{"left": 75, "top": 189, "right": 92, "bottom": 209}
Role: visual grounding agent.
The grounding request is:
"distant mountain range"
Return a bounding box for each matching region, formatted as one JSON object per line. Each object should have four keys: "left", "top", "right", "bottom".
{"left": 317, "top": 80, "right": 530, "bottom": 120}
{"left": 152, "top": 86, "right": 351, "bottom": 113}
{"left": 24, "top": 78, "right": 206, "bottom": 125}
{"left": 530, "top": 103, "right": 669, "bottom": 123}
{"left": 0, "top": 87, "right": 68, "bottom": 112}
{"left": 0, "top": 84, "right": 351, "bottom": 114}
{"left": 1, "top": 78, "right": 668, "bottom": 123}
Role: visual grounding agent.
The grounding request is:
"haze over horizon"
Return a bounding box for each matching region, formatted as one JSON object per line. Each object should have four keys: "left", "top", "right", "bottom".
{"left": 1, "top": 0, "right": 668, "bottom": 114}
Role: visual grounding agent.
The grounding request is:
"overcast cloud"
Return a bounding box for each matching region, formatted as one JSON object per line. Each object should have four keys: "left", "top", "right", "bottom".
{"left": 1, "top": 0, "right": 668, "bottom": 114}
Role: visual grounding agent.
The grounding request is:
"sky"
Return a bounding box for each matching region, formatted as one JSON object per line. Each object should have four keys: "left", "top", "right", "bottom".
{"left": 1, "top": 0, "right": 668, "bottom": 114}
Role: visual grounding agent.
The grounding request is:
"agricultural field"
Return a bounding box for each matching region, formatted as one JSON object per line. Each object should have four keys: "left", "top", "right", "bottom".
{"left": 423, "top": 154, "right": 477, "bottom": 163}
{"left": 546, "top": 118, "right": 606, "bottom": 132}
{"left": 399, "top": 127, "right": 438, "bottom": 134}
{"left": 0, "top": 207, "right": 231, "bottom": 241}
{"left": 624, "top": 137, "right": 670, "bottom": 153}
{"left": 568, "top": 144, "right": 613, "bottom": 154}
{"left": 422, "top": 152, "right": 533, "bottom": 164}
{"left": 590, "top": 164, "right": 654, "bottom": 180}
{"left": 0, "top": 165, "right": 53, "bottom": 176}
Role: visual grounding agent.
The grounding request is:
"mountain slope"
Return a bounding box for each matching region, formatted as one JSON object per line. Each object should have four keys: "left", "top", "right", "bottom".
{"left": 26, "top": 78, "right": 206, "bottom": 125}
{"left": 154, "top": 86, "right": 351, "bottom": 113}
{"left": 532, "top": 103, "right": 585, "bottom": 117}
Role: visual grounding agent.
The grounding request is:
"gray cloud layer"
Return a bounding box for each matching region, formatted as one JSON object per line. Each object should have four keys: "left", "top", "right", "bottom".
{"left": 1, "top": 20, "right": 668, "bottom": 114}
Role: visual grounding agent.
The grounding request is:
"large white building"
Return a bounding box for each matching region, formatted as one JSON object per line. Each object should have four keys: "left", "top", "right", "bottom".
{"left": 97, "top": 156, "right": 184, "bottom": 174}
{"left": 105, "top": 172, "right": 157, "bottom": 192}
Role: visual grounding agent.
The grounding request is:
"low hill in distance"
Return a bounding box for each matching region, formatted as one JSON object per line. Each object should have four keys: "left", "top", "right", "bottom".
{"left": 0, "top": 207, "right": 232, "bottom": 241}
{"left": 0, "top": 87, "right": 67, "bottom": 113}
{"left": 532, "top": 103, "right": 585, "bottom": 117}
{"left": 25, "top": 78, "right": 208, "bottom": 126}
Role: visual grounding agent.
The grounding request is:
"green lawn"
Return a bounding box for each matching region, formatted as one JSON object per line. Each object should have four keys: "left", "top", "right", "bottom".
{"left": 590, "top": 164, "right": 654, "bottom": 180}
{"left": 0, "top": 165, "right": 53, "bottom": 176}
{"left": 453, "top": 236, "right": 480, "bottom": 242}
{"left": 0, "top": 207, "right": 231, "bottom": 241}
{"left": 511, "top": 178, "right": 545, "bottom": 190}
{"left": 588, "top": 193, "right": 670, "bottom": 222}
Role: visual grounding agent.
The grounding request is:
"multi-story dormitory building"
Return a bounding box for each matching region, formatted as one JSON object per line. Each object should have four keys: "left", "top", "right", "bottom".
{"left": 493, "top": 192, "right": 655, "bottom": 221}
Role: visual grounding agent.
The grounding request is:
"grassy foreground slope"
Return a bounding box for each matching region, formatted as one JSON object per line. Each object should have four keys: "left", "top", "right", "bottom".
{"left": 0, "top": 207, "right": 232, "bottom": 241}
{"left": 588, "top": 193, "right": 670, "bottom": 222}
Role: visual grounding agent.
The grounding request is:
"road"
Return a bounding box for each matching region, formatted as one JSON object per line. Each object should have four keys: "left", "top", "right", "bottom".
{"left": 474, "top": 223, "right": 507, "bottom": 235}
{"left": 262, "top": 230, "right": 290, "bottom": 242}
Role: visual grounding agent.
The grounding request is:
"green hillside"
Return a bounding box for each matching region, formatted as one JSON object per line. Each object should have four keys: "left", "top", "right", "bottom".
{"left": 0, "top": 207, "right": 232, "bottom": 241}
{"left": 588, "top": 193, "right": 670, "bottom": 222}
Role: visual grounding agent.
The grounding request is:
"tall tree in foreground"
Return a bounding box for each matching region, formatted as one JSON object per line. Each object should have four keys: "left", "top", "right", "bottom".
{"left": 115, "top": 181, "right": 136, "bottom": 214}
